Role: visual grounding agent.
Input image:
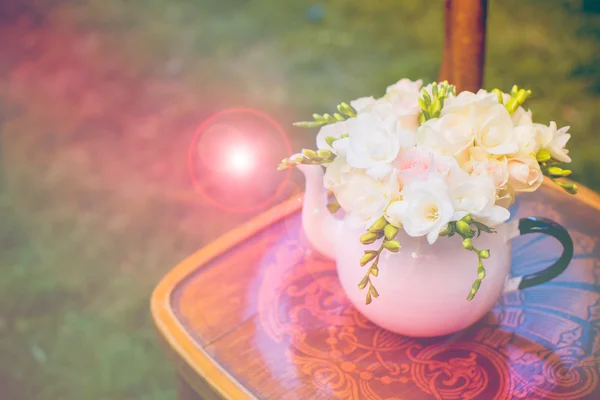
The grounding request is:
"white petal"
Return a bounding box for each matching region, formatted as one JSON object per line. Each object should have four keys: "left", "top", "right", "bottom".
{"left": 316, "top": 121, "right": 348, "bottom": 150}
{"left": 478, "top": 206, "right": 510, "bottom": 226}
{"left": 427, "top": 229, "right": 440, "bottom": 244}
{"left": 366, "top": 163, "right": 393, "bottom": 180}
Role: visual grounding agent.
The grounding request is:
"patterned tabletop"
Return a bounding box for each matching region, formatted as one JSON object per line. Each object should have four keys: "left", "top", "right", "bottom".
{"left": 152, "top": 183, "right": 600, "bottom": 400}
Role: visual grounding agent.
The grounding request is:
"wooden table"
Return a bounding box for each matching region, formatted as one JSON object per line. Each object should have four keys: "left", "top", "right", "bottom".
{"left": 151, "top": 181, "right": 600, "bottom": 400}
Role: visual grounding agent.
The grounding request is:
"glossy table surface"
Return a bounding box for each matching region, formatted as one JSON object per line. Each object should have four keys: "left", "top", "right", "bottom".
{"left": 151, "top": 182, "right": 600, "bottom": 400}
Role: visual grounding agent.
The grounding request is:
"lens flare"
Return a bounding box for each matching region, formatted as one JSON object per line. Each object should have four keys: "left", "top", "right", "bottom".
{"left": 188, "top": 108, "right": 292, "bottom": 214}
{"left": 227, "top": 145, "right": 255, "bottom": 175}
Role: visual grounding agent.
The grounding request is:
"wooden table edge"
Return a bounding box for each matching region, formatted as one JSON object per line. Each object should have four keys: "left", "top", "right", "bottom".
{"left": 150, "top": 178, "right": 600, "bottom": 399}
{"left": 150, "top": 194, "right": 304, "bottom": 399}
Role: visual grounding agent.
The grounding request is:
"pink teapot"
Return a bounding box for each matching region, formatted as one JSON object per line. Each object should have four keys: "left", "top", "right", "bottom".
{"left": 297, "top": 164, "right": 573, "bottom": 337}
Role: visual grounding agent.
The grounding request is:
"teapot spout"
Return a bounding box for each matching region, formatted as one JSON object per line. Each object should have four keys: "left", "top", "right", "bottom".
{"left": 297, "top": 164, "right": 339, "bottom": 259}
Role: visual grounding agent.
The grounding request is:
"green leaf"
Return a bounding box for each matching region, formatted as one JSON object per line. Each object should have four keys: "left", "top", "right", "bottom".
{"left": 473, "top": 221, "right": 495, "bottom": 234}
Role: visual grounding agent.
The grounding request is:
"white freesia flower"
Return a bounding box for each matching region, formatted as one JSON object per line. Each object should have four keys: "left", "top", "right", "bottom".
{"left": 384, "top": 78, "right": 423, "bottom": 101}
{"left": 441, "top": 91, "right": 518, "bottom": 155}
{"left": 335, "top": 113, "right": 415, "bottom": 179}
{"left": 350, "top": 96, "right": 377, "bottom": 113}
{"left": 447, "top": 169, "right": 510, "bottom": 226}
{"left": 385, "top": 173, "right": 454, "bottom": 244}
{"left": 364, "top": 98, "right": 420, "bottom": 132}
{"left": 357, "top": 78, "right": 422, "bottom": 132}
{"left": 507, "top": 155, "right": 544, "bottom": 192}
{"left": 513, "top": 123, "right": 542, "bottom": 155}
{"left": 465, "top": 147, "right": 509, "bottom": 188}
{"left": 323, "top": 156, "right": 352, "bottom": 189}
{"left": 355, "top": 80, "right": 421, "bottom": 131}
{"left": 496, "top": 186, "right": 516, "bottom": 209}
{"left": 512, "top": 106, "right": 533, "bottom": 126}
{"left": 334, "top": 169, "right": 398, "bottom": 228}
{"left": 442, "top": 90, "right": 498, "bottom": 116}
{"left": 417, "top": 114, "right": 475, "bottom": 157}
{"left": 473, "top": 104, "right": 519, "bottom": 155}
{"left": 393, "top": 147, "right": 458, "bottom": 186}
{"left": 316, "top": 121, "right": 348, "bottom": 152}
{"left": 537, "top": 121, "right": 572, "bottom": 163}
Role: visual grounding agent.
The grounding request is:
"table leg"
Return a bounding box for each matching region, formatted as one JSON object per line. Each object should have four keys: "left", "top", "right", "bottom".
{"left": 177, "top": 374, "right": 202, "bottom": 400}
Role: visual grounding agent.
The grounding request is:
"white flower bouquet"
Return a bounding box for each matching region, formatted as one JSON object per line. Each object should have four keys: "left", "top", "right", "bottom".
{"left": 279, "top": 79, "right": 577, "bottom": 304}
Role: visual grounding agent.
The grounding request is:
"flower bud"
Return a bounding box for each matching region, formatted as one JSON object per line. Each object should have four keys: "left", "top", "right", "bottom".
{"left": 431, "top": 82, "right": 438, "bottom": 97}
{"left": 478, "top": 268, "right": 486, "bottom": 280}
{"left": 462, "top": 238, "right": 473, "bottom": 250}
{"left": 536, "top": 149, "right": 551, "bottom": 163}
{"left": 384, "top": 224, "right": 399, "bottom": 240}
{"left": 421, "top": 88, "right": 432, "bottom": 105}
{"left": 325, "top": 136, "right": 337, "bottom": 148}
{"left": 360, "top": 232, "right": 378, "bottom": 245}
{"left": 358, "top": 275, "right": 369, "bottom": 290}
{"left": 337, "top": 102, "right": 356, "bottom": 117}
{"left": 456, "top": 221, "right": 472, "bottom": 237}
{"left": 369, "top": 265, "right": 379, "bottom": 277}
{"left": 360, "top": 252, "right": 377, "bottom": 266}
{"left": 368, "top": 217, "right": 388, "bottom": 233}
{"left": 492, "top": 88, "right": 504, "bottom": 104}
{"left": 461, "top": 214, "right": 473, "bottom": 224}
{"left": 467, "top": 280, "right": 481, "bottom": 301}
{"left": 547, "top": 167, "right": 564, "bottom": 176}
{"left": 558, "top": 181, "right": 578, "bottom": 194}
{"left": 369, "top": 285, "right": 379, "bottom": 298}
{"left": 293, "top": 120, "right": 322, "bottom": 128}
{"left": 317, "top": 149, "right": 333, "bottom": 160}
{"left": 326, "top": 200, "right": 340, "bottom": 214}
{"left": 516, "top": 89, "right": 531, "bottom": 105}
{"left": 302, "top": 149, "right": 318, "bottom": 159}
{"left": 333, "top": 113, "right": 345, "bottom": 121}
{"left": 511, "top": 84, "right": 519, "bottom": 96}
{"left": 479, "top": 249, "right": 490, "bottom": 259}
{"left": 383, "top": 240, "right": 401, "bottom": 252}
{"left": 322, "top": 113, "right": 335, "bottom": 123}
{"left": 565, "top": 184, "right": 578, "bottom": 195}
{"left": 431, "top": 98, "right": 442, "bottom": 117}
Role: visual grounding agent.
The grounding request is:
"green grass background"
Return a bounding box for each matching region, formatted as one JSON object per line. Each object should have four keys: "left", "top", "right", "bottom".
{"left": 1, "top": 0, "right": 599, "bottom": 399}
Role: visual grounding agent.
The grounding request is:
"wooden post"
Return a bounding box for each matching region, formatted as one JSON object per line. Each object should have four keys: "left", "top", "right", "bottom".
{"left": 438, "top": 0, "right": 488, "bottom": 93}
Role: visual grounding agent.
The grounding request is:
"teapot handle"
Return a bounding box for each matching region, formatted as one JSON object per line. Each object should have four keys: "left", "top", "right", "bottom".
{"left": 503, "top": 217, "right": 574, "bottom": 293}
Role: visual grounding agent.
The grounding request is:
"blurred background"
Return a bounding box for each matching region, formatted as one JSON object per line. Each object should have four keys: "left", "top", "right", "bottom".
{"left": 1, "top": 0, "right": 599, "bottom": 399}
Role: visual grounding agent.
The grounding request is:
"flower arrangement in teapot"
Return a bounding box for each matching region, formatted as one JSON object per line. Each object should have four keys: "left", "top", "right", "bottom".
{"left": 278, "top": 79, "right": 577, "bottom": 305}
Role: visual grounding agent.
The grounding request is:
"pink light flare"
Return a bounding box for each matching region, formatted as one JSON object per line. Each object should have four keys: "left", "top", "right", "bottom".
{"left": 225, "top": 145, "right": 256, "bottom": 176}
{"left": 188, "top": 108, "right": 293, "bottom": 214}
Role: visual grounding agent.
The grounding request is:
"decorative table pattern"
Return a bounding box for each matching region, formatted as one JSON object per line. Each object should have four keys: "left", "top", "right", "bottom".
{"left": 152, "top": 182, "right": 600, "bottom": 400}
